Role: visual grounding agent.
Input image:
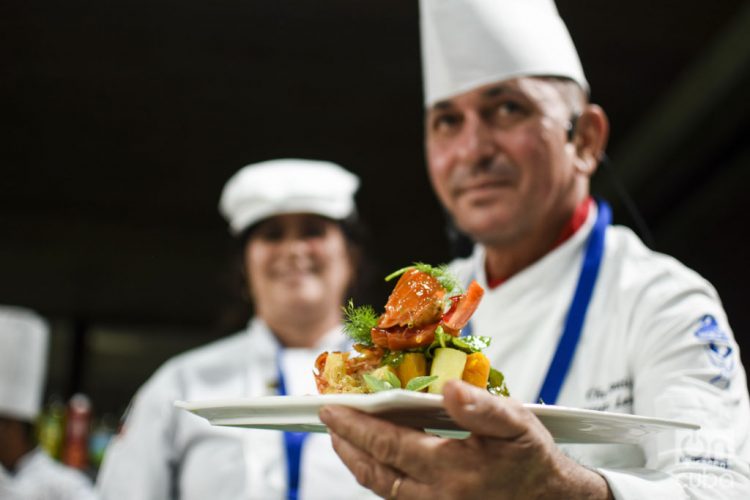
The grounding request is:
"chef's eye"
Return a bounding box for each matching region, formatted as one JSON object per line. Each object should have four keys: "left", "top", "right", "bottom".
{"left": 431, "top": 112, "right": 463, "bottom": 134}
{"left": 495, "top": 100, "right": 524, "bottom": 118}
{"left": 489, "top": 100, "right": 526, "bottom": 125}
{"left": 299, "top": 219, "right": 328, "bottom": 239}
{"left": 254, "top": 224, "right": 284, "bottom": 241}
{"left": 500, "top": 101, "right": 522, "bottom": 114}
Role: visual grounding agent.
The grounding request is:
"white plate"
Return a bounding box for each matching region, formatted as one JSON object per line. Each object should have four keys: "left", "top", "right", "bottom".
{"left": 175, "top": 390, "right": 699, "bottom": 445}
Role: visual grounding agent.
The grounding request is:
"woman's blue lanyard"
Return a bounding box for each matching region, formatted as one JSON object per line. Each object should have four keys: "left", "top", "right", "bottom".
{"left": 463, "top": 199, "right": 611, "bottom": 405}
{"left": 276, "top": 349, "right": 309, "bottom": 500}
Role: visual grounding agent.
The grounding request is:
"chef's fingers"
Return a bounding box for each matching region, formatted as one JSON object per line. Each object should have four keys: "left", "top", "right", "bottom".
{"left": 442, "top": 380, "right": 532, "bottom": 439}
{"left": 329, "top": 431, "right": 428, "bottom": 499}
{"left": 320, "top": 405, "right": 441, "bottom": 479}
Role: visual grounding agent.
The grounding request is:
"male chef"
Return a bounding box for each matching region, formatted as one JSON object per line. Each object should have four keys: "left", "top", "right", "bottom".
{"left": 320, "top": 1, "right": 750, "bottom": 498}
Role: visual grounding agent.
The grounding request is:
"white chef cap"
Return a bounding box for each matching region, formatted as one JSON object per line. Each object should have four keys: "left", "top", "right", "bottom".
{"left": 0, "top": 306, "right": 49, "bottom": 422}
{"left": 219, "top": 159, "right": 360, "bottom": 236}
{"left": 420, "top": 0, "right": 588, "bottom": 106}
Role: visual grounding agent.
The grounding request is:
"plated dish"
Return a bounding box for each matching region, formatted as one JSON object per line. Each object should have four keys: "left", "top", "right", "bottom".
{"left": 175, "top": 390, "right": 699, "bottom": 445}
{"left": 315, "top": 263, "right": 508, "bottom": 396}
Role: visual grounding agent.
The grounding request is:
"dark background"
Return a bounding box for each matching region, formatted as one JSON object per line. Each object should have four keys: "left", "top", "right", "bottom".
{"left": 2, "top": 1, "right": 749, "bottom": 418}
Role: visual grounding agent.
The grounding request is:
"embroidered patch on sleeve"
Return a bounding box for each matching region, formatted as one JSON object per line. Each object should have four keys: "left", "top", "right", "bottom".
{"left": 694, "top": 314, "right": 735, "bottom": 389}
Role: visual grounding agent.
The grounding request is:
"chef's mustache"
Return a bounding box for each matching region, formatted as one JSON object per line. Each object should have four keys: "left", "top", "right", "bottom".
{"left": 449, "top": 158, "right": 518, "bottom": 192}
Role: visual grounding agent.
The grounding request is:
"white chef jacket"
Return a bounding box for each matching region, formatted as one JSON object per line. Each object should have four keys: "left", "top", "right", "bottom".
{"left": 95, "top": 319, "right": 378, "bottom": 500}
{"left": 0, "top": 448, "right": 98, "bottom": 500}
{"left": 449, "top": 202, "right": 750, "bottom": 498}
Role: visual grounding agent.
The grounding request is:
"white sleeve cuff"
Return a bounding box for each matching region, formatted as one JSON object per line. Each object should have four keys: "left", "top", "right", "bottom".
{"left": 597, "top": 467, "right": 686, "bottom": 499}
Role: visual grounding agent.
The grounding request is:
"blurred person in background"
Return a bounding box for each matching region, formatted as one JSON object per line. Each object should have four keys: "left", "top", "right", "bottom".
{"left": 96, "top": 159, "right": 378, "bottom": 500}
{"left": 0, "top": 306, "right": 98, "bottom": 500}
{"left": 320, "top": 1, "right": 750, "bottom": 498}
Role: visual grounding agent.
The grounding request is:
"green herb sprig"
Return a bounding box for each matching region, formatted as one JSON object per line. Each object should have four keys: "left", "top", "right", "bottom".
{"left": 342, "top": 299, "right": 378, "bottom": 346}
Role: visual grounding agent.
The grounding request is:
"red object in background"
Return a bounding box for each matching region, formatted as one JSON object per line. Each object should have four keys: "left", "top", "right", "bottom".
{"left": 62, "top": 393, "right": 92, "bottom": 470}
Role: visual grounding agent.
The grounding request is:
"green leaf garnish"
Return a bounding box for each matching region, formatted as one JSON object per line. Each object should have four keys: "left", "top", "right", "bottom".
{"left": 488, "top": 368, "right": 510, "bottom": 397}
{"left": 384, "top": 370, "right": 402, "bottom": 389}
{"left": 382, "top": 350, "right": 405, "bottom": 367}
{"left": 384, "top": 262, "right": 462, "bottom": 296}
{"left": 405, "top": 375, "right": 438, "bottom": 392}
{"left": 362, "top": 370, "right": 402, "bottom": 393}
{"left": 426, "top": 329, "right": 492, "bottom": 358}
{"left": 363, "top": 373, "right": 392, "bottom": 392}
{"left": 342, "top": 299, "right": 378, "bottom": 346}
{"left": 451, "top": 335, "right": 492, "bottom": 353}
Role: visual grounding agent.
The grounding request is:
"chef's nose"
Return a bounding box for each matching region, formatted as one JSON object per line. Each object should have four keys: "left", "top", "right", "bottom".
{"left": 281, "top": 234, "right": 312, "bottom": 257}
{"left": 455, "top": 112, "right": 497, "bottom": 167}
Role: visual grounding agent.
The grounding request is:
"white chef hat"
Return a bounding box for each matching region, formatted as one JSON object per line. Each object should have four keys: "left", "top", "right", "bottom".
{"left": 0, "top": 306, "right": 49, "bottom": 422}
{"left": 219, "top": 159, "right": 360, "bottom": 236}
{"left": 420, "top": 0, "right": 588, "bottom": 106}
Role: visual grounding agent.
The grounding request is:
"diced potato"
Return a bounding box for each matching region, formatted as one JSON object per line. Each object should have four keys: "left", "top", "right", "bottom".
{"left": 462, "top": 352, "right": 490, "bottom": 389}
{"left": 428, "top": 348, "right": 467, "bottom": 394}
{"left": 397, "top": 353, "right": 427, "bottom": 388}
{"left": 323, "top": 352, "right": 348, "bottom": 385}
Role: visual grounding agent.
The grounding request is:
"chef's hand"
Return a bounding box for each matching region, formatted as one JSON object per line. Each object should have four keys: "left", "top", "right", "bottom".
{"left": 319, "top": 380, "right": 612, "bottom": 500}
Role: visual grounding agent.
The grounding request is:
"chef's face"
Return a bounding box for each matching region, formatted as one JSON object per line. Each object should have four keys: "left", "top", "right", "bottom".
{"left": 0, "top": 418, "right": 31, "bottom": 469}
{"left": 425, "top": 77, "right": 585, "bottom": 246}
{"left": 244, "top": 214, "right": 353, "bottom": 322}
{"left": 0, "top": 419, "right": 10, "bottom": 468}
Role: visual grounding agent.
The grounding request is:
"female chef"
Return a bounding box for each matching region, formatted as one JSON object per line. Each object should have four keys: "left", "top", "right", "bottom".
{"left": 96, "top": 159, "right": 378, "bottom": 500}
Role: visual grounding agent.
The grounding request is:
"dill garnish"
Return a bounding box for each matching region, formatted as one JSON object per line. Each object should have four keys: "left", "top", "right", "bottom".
{"left": 342, "top": 299, "right": 378, "bottom": 345}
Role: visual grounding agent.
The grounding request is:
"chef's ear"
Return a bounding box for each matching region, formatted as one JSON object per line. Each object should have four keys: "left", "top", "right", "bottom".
{"left": 571, "top": 104, "right": 609, "bottom": 177}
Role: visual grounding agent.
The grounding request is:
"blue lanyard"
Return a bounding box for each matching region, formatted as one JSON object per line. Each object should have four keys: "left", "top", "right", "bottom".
{"left": 462, "top": 199, "right": 611, "bottom": 405}
{"left": 536, "top": 199, "right": 610, "bottom": 404}
{"left": 277, "top": 350, "right": 309, "bottom": 500}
